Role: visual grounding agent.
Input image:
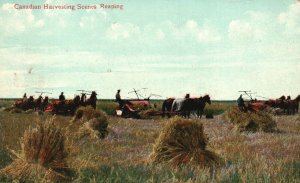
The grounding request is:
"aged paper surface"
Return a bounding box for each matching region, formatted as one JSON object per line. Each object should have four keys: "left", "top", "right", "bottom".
{"left": 0, "top": 1, "right": 300, "bottom": 182}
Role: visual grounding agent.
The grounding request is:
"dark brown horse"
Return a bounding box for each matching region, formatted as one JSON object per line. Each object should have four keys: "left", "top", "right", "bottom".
{"left": 181, "top": 95, "right": 211, "bottom": 118}
{"left": 41, "top": 96, "right": 49, "bottom": 111}
{"left": 33, "top": 96, "right": 43, "bottom": 111}
{"left": 265, "top": 95, "right": 300, "bottom": 115}
{"left": 85, "top": 91, "right": 97, "bottom": 109}
{"left": 80, "top": 93, "right": 87, "bottom": 106}
{"left": 284, "top": 95, "right": 300, "bottom": 115}
{"left": 265, "top": 95, "right": 286, "bottom": 109}
{"left": 65, "top": 95, "right": 81, "bottom": 115}
{"left": 296, "top": 95, "right": 300, "bottom": 113}
{"left": 15, "top": 96, "right": 35, "bottom": 111}
{"left": 162, "top": 98, "right": 175, "bottom": 118}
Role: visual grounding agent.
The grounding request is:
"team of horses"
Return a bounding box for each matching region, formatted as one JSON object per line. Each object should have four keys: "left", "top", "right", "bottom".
{"left": 162, "top": 95, "right": 211, "bottom": 118}
{"left": 15, "top": 96, "right": 49, "bottom": 111}
{"left": 14, "top": 91, "right": 98, "bottom": 115}
{"left": 265, "top": 95, "right": 300, "bottom": 115}
{"left": 161, "top": 94, "right": 300, "bottom": 118}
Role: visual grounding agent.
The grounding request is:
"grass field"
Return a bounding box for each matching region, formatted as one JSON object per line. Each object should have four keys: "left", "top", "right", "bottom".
{"left": 0, "top": 100, "right": 299, "bottom": 182}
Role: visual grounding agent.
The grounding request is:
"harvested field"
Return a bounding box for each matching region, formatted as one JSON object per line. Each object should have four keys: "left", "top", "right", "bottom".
{"left": 0, "top": 104, "right": 299, "bottom": 182}
{"left": 149, "top": 117, "right": 223, "bottom": 168}
{"left": 224, "top": 107, "right": 278, "bottom": 132}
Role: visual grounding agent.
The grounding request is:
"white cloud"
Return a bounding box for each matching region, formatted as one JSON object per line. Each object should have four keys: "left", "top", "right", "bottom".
{"left": 278, "top": 2, "right": 300, "bottom": 35}
{"left": 0, "top": 3, "right": 44, "bottom": 36}
{"left": 79, "top": 12, "right": 106, "bottom": 31}
{"left": 105, "top": 20, "right": 221, "bottom": 43}
{"left": 106, "top": 23, "right": 141, "bottom": 40}
{"left": 171, "top": 20, "right": 221, "bottom": 43}
{"left": 228, "top": 20, "right": 255, "bottom": 40}
{"left": 227, "top": 11, "right": 281, "bottom": 42}
{"left": 228, "top": 11, "right": 272, "bottom": 41}
{"left": 228, "top": 5, "right": 300, "bottom": 42}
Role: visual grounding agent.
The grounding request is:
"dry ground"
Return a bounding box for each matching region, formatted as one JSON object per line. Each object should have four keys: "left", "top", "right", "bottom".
{"left": 0, "top": 109, "right": 299, "bottom": 182}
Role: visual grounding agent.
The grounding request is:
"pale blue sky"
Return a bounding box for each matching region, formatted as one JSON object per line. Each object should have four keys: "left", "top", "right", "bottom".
{"left": 0, "top": 0, "right": 299, "bottom": 100}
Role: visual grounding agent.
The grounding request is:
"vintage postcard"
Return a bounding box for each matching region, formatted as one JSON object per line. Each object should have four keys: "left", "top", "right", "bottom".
{"left": 0, "top": 0, "right": 299, "bottom": 182}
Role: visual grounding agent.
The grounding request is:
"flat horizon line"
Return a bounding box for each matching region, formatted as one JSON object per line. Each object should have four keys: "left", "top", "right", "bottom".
{"left": 0, "top": 98, "right": 250, "bottom": 102}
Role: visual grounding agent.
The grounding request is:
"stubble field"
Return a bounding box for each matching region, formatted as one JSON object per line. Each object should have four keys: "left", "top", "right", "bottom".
{"left": 0, "top": 100, "right": 299, "bottom": 182}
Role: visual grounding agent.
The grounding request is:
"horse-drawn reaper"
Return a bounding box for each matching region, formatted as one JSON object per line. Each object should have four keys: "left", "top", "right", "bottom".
{"left": 14, "top": 96, "right": 35, "bottom": 111}
{"left": 45, "top": 90, "right": 98, "bottom": 115}
{"left": 237, "top": 91, "right": 269, "bottom": 112}
{"left": 14, "top": 91, "right": 51, "bottom": 111}
{"left": 237, "top": 91, "right": 300, "bottom": 115}
{"left": 115, "top": 88, "right": 160, "bottom": 118}
{"left": 45, "top": 95, "right": 81, "bottom": 115}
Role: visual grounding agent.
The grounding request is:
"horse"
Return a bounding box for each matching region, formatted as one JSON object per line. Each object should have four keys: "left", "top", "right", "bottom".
{"left": 53, "top": 95, "right": 81, "bottom": 115}
{"left": 265, "top": 95, "right": 286, "bottom": 109}
{"left": 181, "top": 95, "right": 211, "bottom": 118}
{"left": 65, "top": 95, "right": 81, "bottom": 115}
{"left": 33, "top": 96, "right": 43, "bottom": 111}
{"left": 295, "top": 95, "right": 300, "bottom": 112}
{"left": 161, "top": 98, "right": 175, "bottom": 118}
{"left": 162, "top": 95, "right": 211, "bottom": 118}
{"left": 15, "top": 96, "right": 35, "bottom": 111}
{"left": 41, "top": 96, "right": 49, "bottom": 111}
{"left": 265, "top": 95, "right": 300, "bottom": 115}
{"left": 284, "top": 95, "right": 300, "bottom": 115}
{"left": 80, "top": 93, "right": 87, "bottom": 106}
{"left": 85, "top": 91, "right": 97, "bottom": 109}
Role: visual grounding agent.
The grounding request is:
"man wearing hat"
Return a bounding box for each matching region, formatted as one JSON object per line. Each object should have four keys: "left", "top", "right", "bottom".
{"left": 115, "top": 89, "right": 123, "bottom": 107}
{"left": 237, "top": 94, "right": 246, "bottom": 112}
{"left": 59, "top": 92, "right": 65, "bottom": 109}
{"left": 59, "top": 92, "right": 65, "bottom": 101}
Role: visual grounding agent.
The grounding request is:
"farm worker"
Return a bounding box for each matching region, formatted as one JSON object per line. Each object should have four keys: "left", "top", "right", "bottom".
{"left": 59, "top": 92, "right": 65, "bottom": 101}
{"left": 59, "top": 92, "right": 66, "bottom": 107}
{"left": 237, "top": 94, "right": 246, "bottom": 112}
{"left": 90, "top": 91, "right": 98, "bottom": 109}
{"left": 115, "top": 89, "right": 123, "bottom": 107}
{"left": 22, "top": 93, "right": 27, "bottom": 102}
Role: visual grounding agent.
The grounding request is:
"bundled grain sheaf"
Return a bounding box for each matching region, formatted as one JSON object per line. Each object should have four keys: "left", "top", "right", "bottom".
{"left": 73, "top": 106, "right": 104, "bottom": 121}
{"left": 149, "top": 117, "right": 222, "bottom": 168}
{"left": 224, "top": 107, "right": 277, "bottom": 132}
{"left": 0, "top": 118, "right": 71, "bottom": 182}
{"left": 73, "top": 106, "right": 109, "bottom": 139}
